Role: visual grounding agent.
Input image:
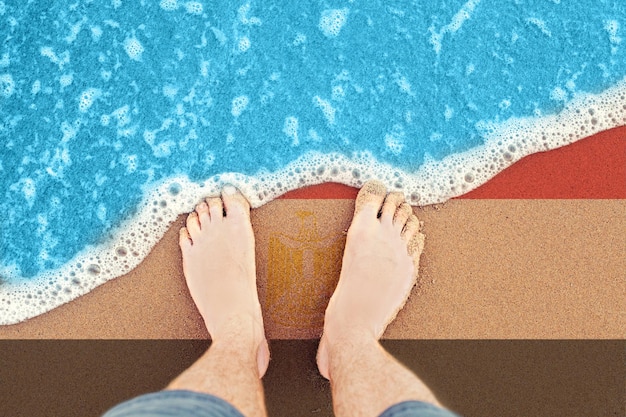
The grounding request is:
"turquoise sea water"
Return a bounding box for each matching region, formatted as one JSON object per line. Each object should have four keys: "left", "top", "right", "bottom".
{"left": 1, "top": 0, "right": 625, "bottom": 323}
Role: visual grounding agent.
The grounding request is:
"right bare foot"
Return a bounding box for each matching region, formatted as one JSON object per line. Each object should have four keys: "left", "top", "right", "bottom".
{"left": 316, "top": 180, "right": 425, "bottom": 380}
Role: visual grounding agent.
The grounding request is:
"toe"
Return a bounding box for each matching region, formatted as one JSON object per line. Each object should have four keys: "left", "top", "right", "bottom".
{"left": 186, "top": 211, "right": 201, "bottom": 237}
{"left": 221, "top": 185, "right": 251, "bottom": 218}
{"left": 401, "top": 214, "right": 420, "bottom": 242}
{"left": 394, "top": 203, "right": 413, "bottom": 231}
{"left": 195, "top": 201, "right": 210, "bottom": 227}
{"left": 179, "top": 226, "right": 192, "bottom": 248}
{"left": 206, "top": 197, "right": 224, "bottom": 222}
{"left": 354, "top": 180, "right": 387, "bottom": 218}
{"left": 408, "top": 232, "right": 425, "bottom": 257}
{"left": 380, "top": 192, "right": 405, "bottom": 225}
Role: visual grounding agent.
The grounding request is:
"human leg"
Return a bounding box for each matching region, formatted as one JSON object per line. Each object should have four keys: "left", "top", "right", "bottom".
{"left": 166, "top": 186, "right": 269, "bottom": 417}
{"left": 317, "top": 180, "right": 449, "bottom": 417}
{"left": 103, "top": 186, "right": 269, "bottom": 417}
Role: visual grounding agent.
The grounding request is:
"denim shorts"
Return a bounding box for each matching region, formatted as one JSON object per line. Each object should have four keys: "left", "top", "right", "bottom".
{"left": 102, "top": 390, "right": 461, "bottom": 417}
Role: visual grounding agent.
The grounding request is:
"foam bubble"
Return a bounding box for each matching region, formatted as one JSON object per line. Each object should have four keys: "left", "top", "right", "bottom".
{"left": 238, "top": 3, "right": 261, "bottom": 25}
{"left": 143, "top": 129, "right": 156, "bottom": 145}
{"left": 393, "top": 73, "right": 414, "bottom": 95}
{"left": 204, "top": 151, "right": 215, "bottom": 165}
{"left": 122, "top": 154, "right": 138, "bottom": 173}
{"left": 21, "top": 178, "right": 36, "bottom": 206}
{"left": 96, "top": 204, "right": 107, "bottom": 222}
{"left": 65, "top": 17, "right": 87, "bottom": 44}
{"left": 231, "top": 95, "right": 249, "bottom": 117}
{"left": 283, "top": 116, "right": 299, "bottom": 146}
{"left": 499, "top": 99, "right": 511, "bottom": 110}
{"left": 59, "top": 74, "right": 73, "bottom": 88}
{"left": 332, "top": 85, "right": 345, "bottom": 100}
{"left": 0, "top": 53, "right": 9, "bottom": 67}
{"left": 384, "top": 125, "right": 406, "bottom": 155}
{"left": 526, "top": 17, "right": 552, "bottom": 37}
{"left": 319, "top": 8, "right": 349, "bottom": 38}
{"left": 112, "top": 105, "right": 131, "bottom": 126}
{"left": 550, "top": 86, "right": 568, "bottom": 101}
{"left": 159, "top": 0, "right": 178, "bottom": 11}
{"left": 0, "top": 73, "right": 14, "bottom": 98}
{"left": 78, "top": 88, "right": 102, "bottom": 112}
{"left": 238, "top": 36, "right": 251, "bottom": 52}
{"left": 184, "top": 1, "right": 203, "bottom": 15}
{"left": 293, "top": 33, "right": 306, "bottom": 46}
{"left": 152, "top": 141, "right": 176, "bottom": 158}
{"left": 312, "top": 95, "right": 336, "bottom": 125}
{"left": 123, "top": 37, "right": 144, "bottom": 61}
{"left": 112, "top": 0, "right": 122, "bottom": 9}
{"left": 604, "top": 19, "right": 622, "bottom": 45}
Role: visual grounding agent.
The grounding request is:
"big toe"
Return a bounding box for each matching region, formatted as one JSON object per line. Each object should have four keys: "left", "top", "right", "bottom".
{"left": 354, "top": 180, "right": 387, "bottom": 218}
{"left": 221, "top": 185, "right": 251, "bottom": 219}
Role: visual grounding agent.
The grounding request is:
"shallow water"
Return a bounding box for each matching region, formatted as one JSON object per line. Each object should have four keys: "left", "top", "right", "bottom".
{"left": 1, "top": 0, "right": 625, "bottom": 323}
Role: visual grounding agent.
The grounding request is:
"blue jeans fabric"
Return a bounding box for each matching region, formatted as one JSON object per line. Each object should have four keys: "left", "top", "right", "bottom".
{"left": 379, "top": 400, "right": 461, "bottom": 417}
{"left": 102, "top": 390, "right": 461, "bottom": 417}
{"left": 102, "top": 390, "right": 245, "bottom": 417}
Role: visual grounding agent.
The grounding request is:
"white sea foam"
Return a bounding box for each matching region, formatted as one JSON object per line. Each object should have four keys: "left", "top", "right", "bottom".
{"left": 0, "top": 73, "right": 14, "bottom": 97}
{"left": 430, "top": 0, "right": 481, "bottom": 54}
{"left": 231, "top": 95, "right": 249, "bottom": 117}
{"left": 312, "top": 95, "right": 336, "bottom": 125}
{"left": 1, "top": 79, "right": 626, "bottom": 325}
{"left": 31, "top": 80, "right": 41, "bottom": 95}
{"left": 238, "top": 36, "right": 251, "bottom": 53}
{"left": 184, "top": 1, "right": 203, "bottom": 15}
{"left": 124, "top": 37, "right": 144, "bottom": 61}
{"left": 59, "top": 74, "right": 73, "bottom": 88}
{"left": 159, "top": 0, "right": 178, "bottom": 12}
{"left": 0, "top": 53, "right": 9, "bottom": 67}
{"left": 319, "top": 8, "right": 349, "bottom": 38}
{"left": 526, "top": 17, "right": 552, "bottom": 37}
{"left": 78, "top": 88, "right": 102, "bottom": 112}
{"left": 283, "top": 116, "right": 299, "bottom": 146}
{"left": 238, "top": 3, "right": 261, "bottom": 26}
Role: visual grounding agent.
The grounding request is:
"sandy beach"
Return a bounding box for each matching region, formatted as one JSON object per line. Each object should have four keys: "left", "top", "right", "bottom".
{"left": 1, "top": 128, "right": 624, "bottom": 339}
{"left": 0, "top": 128, "right": 624, "bottom": 417}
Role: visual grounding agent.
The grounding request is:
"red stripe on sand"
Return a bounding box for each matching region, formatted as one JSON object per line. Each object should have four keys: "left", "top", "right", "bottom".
{"left": 279, "top": 181, "right": 359, "bottom": 200}
{"left": 279, "top": 126, "right": 626, "bottom": 200}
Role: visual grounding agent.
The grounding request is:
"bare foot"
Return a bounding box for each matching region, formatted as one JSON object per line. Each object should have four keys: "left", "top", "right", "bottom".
{"left": 317, "top": 180, "right": 424, "bottom": 380}
{"left": 179, "top": 185, "right": 270, "bottom": 378}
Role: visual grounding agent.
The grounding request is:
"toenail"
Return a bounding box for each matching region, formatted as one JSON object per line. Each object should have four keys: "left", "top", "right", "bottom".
{"left": 223, "top": 185, "right": 237, "bottom": 195}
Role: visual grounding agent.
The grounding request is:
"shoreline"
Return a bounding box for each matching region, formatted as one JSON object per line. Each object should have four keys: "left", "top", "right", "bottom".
{"left": 0, "top": 123, "right": 624, "bottom": 337}
{"left": 1, "top": 77, "right": 625, "bottom": 324}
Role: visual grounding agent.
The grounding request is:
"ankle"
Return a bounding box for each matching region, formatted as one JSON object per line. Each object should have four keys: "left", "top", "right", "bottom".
{"left": 324, "top": 325, "right": 378, "bottom": 351}
{"left": 209, "top": 314, "right": 265, "bottom": 347}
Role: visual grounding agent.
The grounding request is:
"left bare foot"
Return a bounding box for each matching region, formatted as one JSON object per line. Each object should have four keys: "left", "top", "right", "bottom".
{"left": 179, "top": 185, "right": 270, "bottom": 377}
